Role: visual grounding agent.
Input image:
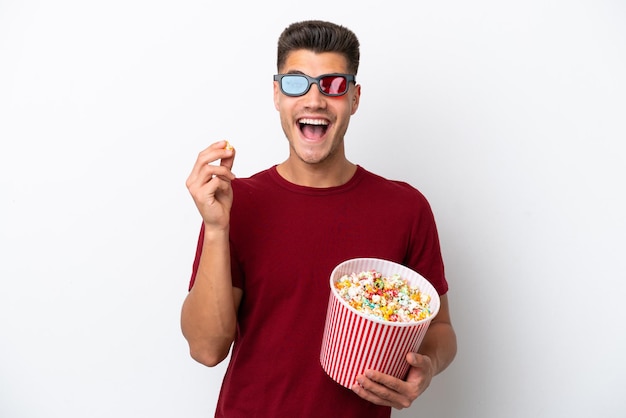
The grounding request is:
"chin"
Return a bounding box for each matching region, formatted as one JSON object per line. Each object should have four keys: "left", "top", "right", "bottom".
{"left": 296, "top": 147, "right": 335, "bottom": 165}
{"left": 295, "top": 152, "right": 325, "bottom": 165}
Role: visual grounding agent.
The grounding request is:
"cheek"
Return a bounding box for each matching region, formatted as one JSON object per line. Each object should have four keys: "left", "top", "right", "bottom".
{"left": 279, "top": 112, "right": 296, "bottom": 136}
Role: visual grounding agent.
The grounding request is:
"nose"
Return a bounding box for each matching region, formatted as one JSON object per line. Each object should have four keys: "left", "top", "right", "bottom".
{"left": 301, "top": 82, "right": 327, "bottom": 108}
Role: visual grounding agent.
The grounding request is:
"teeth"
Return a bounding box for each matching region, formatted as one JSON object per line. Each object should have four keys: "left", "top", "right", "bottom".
{"left": 298, "top": 118, "right": 328, "bottom": 126}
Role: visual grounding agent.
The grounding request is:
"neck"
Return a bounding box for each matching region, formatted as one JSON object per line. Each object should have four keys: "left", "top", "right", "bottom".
{"left": 276, "top": 158, "right": 357, "bottom": 188}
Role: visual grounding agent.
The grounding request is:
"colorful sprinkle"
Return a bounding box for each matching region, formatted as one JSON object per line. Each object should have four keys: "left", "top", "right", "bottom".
{"left": 335, "top": 270, "right": 432, "bottom": 323}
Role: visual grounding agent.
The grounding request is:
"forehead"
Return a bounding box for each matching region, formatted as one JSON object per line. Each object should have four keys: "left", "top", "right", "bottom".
{"left": 280, "top": 50, "right": 349, "bottom": 76}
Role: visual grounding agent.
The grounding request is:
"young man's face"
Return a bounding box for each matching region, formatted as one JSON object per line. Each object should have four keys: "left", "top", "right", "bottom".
{"left": 273, "top": 50, "right": 360, "bottom": 167}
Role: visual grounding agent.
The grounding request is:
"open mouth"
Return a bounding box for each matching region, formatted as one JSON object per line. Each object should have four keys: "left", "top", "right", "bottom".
{"left": 298, "top": 118, "right": 329, "bottom": 140}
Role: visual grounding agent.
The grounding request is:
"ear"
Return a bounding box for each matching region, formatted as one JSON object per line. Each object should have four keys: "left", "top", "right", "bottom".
{"left": 273, "top": 81, "right": 281, "bottom": 111}
{"left": 350, "top": 84, "right": 361, "bottom": 115}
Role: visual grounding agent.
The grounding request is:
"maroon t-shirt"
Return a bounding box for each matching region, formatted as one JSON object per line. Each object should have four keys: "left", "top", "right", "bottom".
{"left": 190, "top": 165, "right": 448, "bottom": 417}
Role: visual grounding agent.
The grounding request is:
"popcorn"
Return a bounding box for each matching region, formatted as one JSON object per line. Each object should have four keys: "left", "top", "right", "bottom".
{"left": 334, "top": 269, "right": 432, "bottom": 323}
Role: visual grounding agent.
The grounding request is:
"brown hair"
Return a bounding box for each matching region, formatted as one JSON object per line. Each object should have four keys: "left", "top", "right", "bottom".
{"left": 277, "top": 20, "right": 360, "bottom": 75}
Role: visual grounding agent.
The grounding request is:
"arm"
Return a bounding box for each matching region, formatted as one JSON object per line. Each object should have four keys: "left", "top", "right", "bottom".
{"left": 352, "top": 294, "right": 457, "bottom": 409}
{"left": 181, "top": 231, "right": 243, "bottom": 366}
{"left": 415, "top": 294, "right": 457, "bottom": 375}
{"left": 180, "top": 141, "right": 241, "bottom": 367}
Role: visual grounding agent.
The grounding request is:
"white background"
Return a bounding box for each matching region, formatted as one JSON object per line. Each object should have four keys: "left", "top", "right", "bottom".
{"left": 1, "top": 1, "right": 625, "bottom": 417}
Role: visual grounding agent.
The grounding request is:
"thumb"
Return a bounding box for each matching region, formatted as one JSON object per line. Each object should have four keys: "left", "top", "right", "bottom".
{"left": 220, "top": 141, "right": 236, "bottom": 171}
{"left": 406, "top": 352, "right": 428, "bottom": 369}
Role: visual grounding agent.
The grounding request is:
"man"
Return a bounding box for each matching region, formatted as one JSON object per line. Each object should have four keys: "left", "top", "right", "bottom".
{"left": 182, "top": 20, "right": 457, "bottom": 417}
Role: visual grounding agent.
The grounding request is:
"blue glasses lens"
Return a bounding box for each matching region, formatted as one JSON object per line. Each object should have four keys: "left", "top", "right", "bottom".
{"left": 282, "top": 75, "right": 309, "bottom": 95}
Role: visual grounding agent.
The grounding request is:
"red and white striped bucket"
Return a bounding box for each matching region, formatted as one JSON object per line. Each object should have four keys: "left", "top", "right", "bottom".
{"left": 320, "top": 258, "right": 440, "bottom": 388}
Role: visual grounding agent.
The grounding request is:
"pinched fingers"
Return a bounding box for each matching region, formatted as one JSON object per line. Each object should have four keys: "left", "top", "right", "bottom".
{"left": 198, "top": 174, "right": 233, "bottom": 207}
{"left": 192, "top": 164, "right": 235, "bottom": 187}
{"left": 191, "top": 140, "right": 235, "bottom": 171}
{"left": 186, "top": 141, "right": 236, "bottom": 190}
{"left": 185, "top": 140, "right": 237, "bottom": 226}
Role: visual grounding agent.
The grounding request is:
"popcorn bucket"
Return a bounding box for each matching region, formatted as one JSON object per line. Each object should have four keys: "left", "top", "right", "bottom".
{"left": 320, "top": 258, "right": 440, "bottom": 388}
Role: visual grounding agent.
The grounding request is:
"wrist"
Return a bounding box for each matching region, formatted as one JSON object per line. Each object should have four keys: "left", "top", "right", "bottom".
{"left": 202, "top": 223, "right": 230, "bottom": 242}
